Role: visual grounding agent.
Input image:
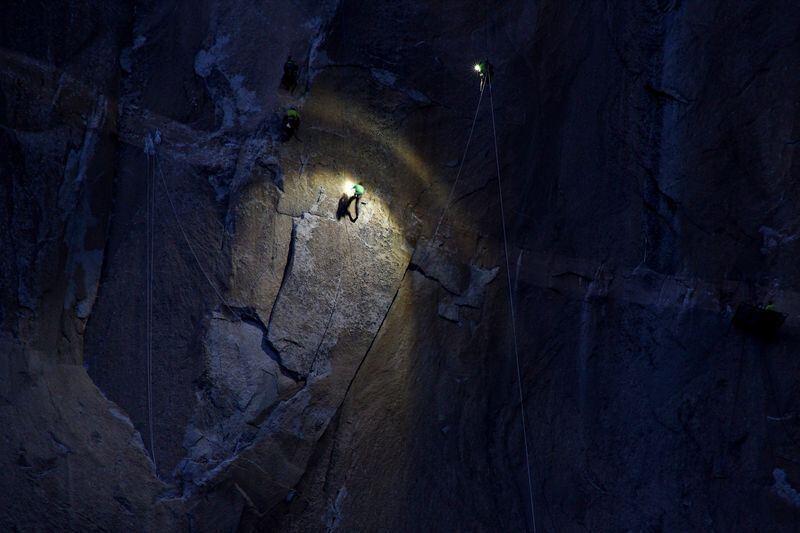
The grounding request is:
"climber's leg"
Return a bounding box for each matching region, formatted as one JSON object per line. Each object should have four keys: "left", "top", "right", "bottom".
{"left": 346, "top": 195, "right": 361, "bottom": 222}
{"left": 344, "top": 194, "right": 358, "bottom": 222}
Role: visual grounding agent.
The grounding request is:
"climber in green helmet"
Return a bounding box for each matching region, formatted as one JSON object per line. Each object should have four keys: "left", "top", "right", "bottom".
{"left": 282, "top": 107, "right": 300, "bottom": 141}
{"left": 474, "top": 58, "right": 493, "bottom": 91}
{"left": 344, "top": 182, "right": 365, "bottom": 222}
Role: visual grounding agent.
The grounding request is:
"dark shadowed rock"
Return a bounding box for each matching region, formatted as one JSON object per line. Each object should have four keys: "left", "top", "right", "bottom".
{"left": 2, "top": 0, "right": 800, "bottom": 531}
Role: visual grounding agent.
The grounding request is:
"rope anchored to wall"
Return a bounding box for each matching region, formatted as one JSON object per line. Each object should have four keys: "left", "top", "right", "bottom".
{"left": 154, "top": 146, "right": 237, "bottom": 318}
{"left": 489, "top": 75, "right": 538, "bottom": 533}
{"left": 141, "top": 130, "right": 242, "bottom": 473}
{"left": 415, "top": 67, "right": 538, "bottom": 531}
{"left": 143, "top": 133, "right": 158, "bottom": 471}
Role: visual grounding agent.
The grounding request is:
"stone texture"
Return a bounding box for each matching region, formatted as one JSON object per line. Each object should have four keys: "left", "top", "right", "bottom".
{"left": 268, "top": 209, "right": 410, "bottom": 378}
{"left": 0, "top": 1, "right": 131, "bottom": 359}
{"left": 2, "top": 0, "right": 800, "bottom": 531}
{"left": 0, "top": 338, "right": 177, "bottom": 531}
{"left": 180, "top": 316, "right": 302, "bottom": 480}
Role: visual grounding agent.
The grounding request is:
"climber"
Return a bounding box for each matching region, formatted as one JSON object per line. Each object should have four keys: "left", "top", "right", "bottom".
{"left": 733, "top": 301, "right": 786, "bottom": 336}
{"left": 281, "top": 56, "right": 299, "bottom": 93}
{"left": 282, "top": 107, "right": 300, "bottom": 141}
{"left": 474, "top": 58, "right": 493, "bottom": 91}
{"left": 343, "top": 182, "right": 365, "bottom": 222}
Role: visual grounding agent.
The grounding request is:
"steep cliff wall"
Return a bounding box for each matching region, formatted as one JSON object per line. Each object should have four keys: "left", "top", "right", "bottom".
{"left": 2, "top": 0, "right": 799, "bottom": 531}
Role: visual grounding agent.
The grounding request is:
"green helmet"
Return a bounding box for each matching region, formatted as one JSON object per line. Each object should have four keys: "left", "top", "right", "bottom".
{"left": 353, "top": 183, "right": 365, "bottom": 196}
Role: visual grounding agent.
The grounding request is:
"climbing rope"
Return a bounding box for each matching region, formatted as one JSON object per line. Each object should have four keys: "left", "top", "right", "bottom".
{"left": 489, "top": 77, "right": 538, "bottom": 532}
{"left": 762, "top": 345, "right": 800, "bottom": 449}
{"left": 309, "top": 200, "right": 365, "bottom": 376}
{"left": 154, "top": 149, "right": 237, "bottom": 317}
{"left": 424, "top": 82, "right": 486, "bottom": 258}
{"left": 140, "top": 134, "right": 247, "bottom": 471}
{"left": 135, "top": 71, "right": 534, "bottom": 527}
{"left": 138, "top": 140, "right": 241, "bottom": 473}
{"left": 309, "top": 220, "right": 347, "bottom": 373}
{"left": 145, "top": 146, "right": 157, "bottom": 471}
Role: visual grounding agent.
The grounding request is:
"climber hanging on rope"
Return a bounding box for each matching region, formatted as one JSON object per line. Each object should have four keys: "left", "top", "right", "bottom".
{"left": 474, "top": 58, "right": 493, "bottom": 92}
{"left": 337, "top": 182, "right": 365, "bottom": 222}
{"left": 281, "top": 56, "right": 299, "bottom": 93}
{"left": 282, "top": 106, "right": 300, "bottom": 141}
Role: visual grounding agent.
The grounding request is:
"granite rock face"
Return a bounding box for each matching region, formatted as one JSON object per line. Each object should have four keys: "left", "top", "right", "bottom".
{"left": 2, "top": 0, "right": 800, "bottom": 531}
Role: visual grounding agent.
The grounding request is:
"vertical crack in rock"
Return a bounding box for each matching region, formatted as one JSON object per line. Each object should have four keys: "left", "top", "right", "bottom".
{"left": 337, "top": 264, "right": 408, "bottom": 408}
{"left": 59, "top": 95, "right": 113, "bottom": 362}
{"left": 268, "top": 218, "right": 298, "bottom": 329}
{"left": 255, "top": 217, "right": 304, "bottom": 383}
{"left": 305, "top": 0, "right": 343, "bottom": 90}
{"left": 5, "top": 1, "right": 800, "bottom": 531}
{"left": 638, "top": 2, "right": 690, "bottom": 275}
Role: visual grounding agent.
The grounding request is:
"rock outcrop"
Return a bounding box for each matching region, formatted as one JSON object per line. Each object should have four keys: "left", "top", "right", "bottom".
{"left": 2, "top": 0, "right": 800, "bottom": 531}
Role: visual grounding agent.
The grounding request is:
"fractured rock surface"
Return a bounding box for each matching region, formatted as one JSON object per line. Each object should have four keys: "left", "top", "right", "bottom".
{"left": 2, "top": 0, "right": 800, "bottom": 531}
